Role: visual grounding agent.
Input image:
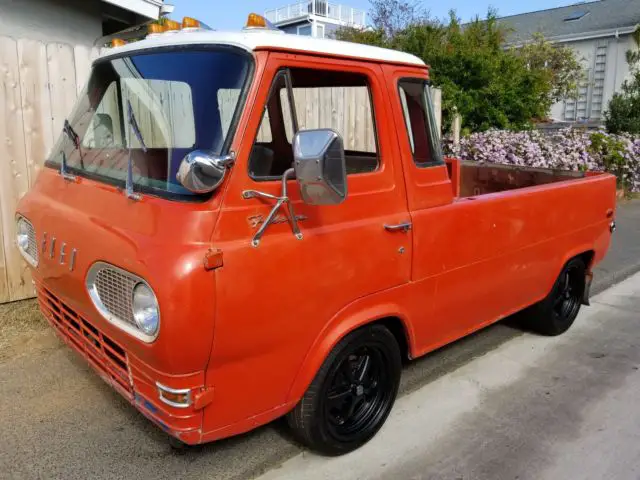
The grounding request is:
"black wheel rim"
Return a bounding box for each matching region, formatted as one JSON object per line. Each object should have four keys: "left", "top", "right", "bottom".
{"left": 553, "top": 265, "right": 583, "bottom": 321}
{"left": 323, "top": 345, "right": 394, "bottom": 442}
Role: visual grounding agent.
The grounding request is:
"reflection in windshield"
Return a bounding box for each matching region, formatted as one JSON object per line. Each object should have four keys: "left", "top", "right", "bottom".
{"left": 47, "top": 48, "right": 252, "bottom": 199}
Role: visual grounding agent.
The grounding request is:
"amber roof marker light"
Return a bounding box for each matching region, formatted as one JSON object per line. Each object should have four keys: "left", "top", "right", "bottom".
{"left": 164, "top": 19, "right": 182, "bottom": 33}
{"left": 182, "top": 17, "right": 200, "bottom": 29}
{"left": 244, "top": 13, "right": 281, "bottom": 31}
{"left": 147, "top": 22, "right": 165, "bottom": 37}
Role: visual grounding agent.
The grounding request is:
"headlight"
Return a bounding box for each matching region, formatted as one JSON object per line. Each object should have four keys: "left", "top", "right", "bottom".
{"left": 16, "top": 216, "right": 38, "bottom": 267}
{"left": 132, "top": 283, "right": 160, "bottom": 336}
{"left": 17, "top": 220, "right": 30, "bottom": 251}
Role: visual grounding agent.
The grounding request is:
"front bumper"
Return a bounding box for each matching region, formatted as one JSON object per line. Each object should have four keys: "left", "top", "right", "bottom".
{"left": 36, "top": 282, "right": 205, "bottom": 444}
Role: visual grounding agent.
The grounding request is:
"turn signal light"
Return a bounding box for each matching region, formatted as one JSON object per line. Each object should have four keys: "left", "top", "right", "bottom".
{"left": 111, "top": 38, "right": 126, "bottom": 47}
{"left": 246, "top": 13, "right": 268, "bottom": 29}
{"left": 182, "top": 17, "right": 201, "bottom": 29}
{"left": 157, "top": 383, "right": 192, "bottom": 408}
{"left": 164, "top": 19, "right": 181, "bottom": 32}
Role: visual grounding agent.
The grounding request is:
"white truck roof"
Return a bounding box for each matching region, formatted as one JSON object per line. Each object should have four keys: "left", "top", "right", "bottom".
{"left": 99, "top": 29, "right": 426, "bottom": 67}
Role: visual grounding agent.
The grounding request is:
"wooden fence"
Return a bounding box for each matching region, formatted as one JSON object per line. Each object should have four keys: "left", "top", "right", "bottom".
{"left": 0, "top": 33, "right": 442, "bottom": 304}
{"left": 0, "top": 36, "right": 101, "bottom": 304}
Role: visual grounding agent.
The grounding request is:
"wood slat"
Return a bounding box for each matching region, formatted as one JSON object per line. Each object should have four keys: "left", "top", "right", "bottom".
{"left": 47, "top": 43, "right": 77, "bottom": 142}
{"left": 73, "top": 45, "right": 99, "bottom": 96}
{"left": 0, "top": 36, "right": 33, "bottom": 301}
{"left": 18, "top": 39, "right": 54, "bottom": 186}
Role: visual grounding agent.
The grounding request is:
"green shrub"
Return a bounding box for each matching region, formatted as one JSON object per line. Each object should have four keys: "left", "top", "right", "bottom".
{"left": 335, "top": 4, "right": 582, "bottom": 133}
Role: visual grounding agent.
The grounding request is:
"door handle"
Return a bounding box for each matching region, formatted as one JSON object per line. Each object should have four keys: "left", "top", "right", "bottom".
{"left": 384, "top": 222, "right": 412, "bottom": 233}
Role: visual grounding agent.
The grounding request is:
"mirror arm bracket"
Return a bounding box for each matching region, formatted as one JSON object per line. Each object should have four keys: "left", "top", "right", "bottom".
{"left": 242, "top": 168, "right": 303, "bottom": 247}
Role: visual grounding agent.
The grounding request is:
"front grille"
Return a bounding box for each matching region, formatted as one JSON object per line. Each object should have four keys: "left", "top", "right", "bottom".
{"left": 37, "top": 284, "right": 133, "bottom": 398}
{"left": 25, "top": 220, "right": 39, "bottom": 264}
{"left": 94, "top": 267, "right": 138, "bottom": 327}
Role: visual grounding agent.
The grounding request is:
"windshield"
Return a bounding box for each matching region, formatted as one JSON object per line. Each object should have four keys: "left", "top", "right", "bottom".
{"left": 46, "top": 47, "right": 252, "bottom": 200}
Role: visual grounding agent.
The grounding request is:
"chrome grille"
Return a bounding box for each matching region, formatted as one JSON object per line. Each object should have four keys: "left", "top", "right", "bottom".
{"left": 94, "top": 267, "right": 138, "bottom": 326}
{"left": 25, "top": 220, "right": 38, "bottom": 264}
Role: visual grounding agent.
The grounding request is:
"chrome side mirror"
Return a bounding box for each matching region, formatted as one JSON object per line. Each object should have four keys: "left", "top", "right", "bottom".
{"left": 177, "top": 150, "right": 235, "bottom": 194}
{"left": 293, "top": 129, "right": 347, "bottom": 205}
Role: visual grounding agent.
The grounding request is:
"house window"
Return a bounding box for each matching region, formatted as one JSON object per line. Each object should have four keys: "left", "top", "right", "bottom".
{"left": 297, "top": 25, "right": 312, "bottom": 36}
{"left": 564, "top": 11, "right": 590, "bottom": 22}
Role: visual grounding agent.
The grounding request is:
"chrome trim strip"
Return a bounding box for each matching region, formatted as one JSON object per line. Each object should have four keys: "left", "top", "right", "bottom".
{"left": 59, "top": 243, "right": 67, "bottom": 264}
{"left": 69, "top": 249, "right": 77, "bottom": 272}
{"left": 85, "top": 262, "right": 160, "bottom": 343}
{"left": 15, "top": 215, "right": 39, "bottom": 268}
{"left": 49, "top": 237, "right": 56, "bottom": 259}
{"left": 156, "top": 382, "right": 192, "bottom": 409}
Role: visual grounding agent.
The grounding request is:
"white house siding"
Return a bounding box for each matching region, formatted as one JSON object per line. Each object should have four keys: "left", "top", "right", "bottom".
{"left": 0, "top": 0, "right": 103, "bottom": 46}
{"left": 550, "top": 33, "right": 636, "bottom": 122}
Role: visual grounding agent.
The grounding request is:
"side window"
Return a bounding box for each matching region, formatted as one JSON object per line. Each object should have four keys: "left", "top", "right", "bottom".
{"left": 398, "top": 79, "right": 443, "bottom": 167}
{"left": 249, "top": 67, "right": 379, "bottom": 180}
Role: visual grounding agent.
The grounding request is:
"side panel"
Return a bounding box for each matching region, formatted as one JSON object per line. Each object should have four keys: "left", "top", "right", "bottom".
{"left": 382, "top": 64, "right": 616, "bottom": 356}
{"left": 412, "top": 175, "right": 616, "bottom": 356}
{"left": 203, "top": 54, "right": 411, "bottom": 433}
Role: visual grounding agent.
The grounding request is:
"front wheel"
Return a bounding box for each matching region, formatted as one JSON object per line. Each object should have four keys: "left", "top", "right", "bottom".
{"left": 525, "top": 257, "right": 587, "bottom": 336}
{"left": 287, "top": 325, "right": 401, "bottom": 456}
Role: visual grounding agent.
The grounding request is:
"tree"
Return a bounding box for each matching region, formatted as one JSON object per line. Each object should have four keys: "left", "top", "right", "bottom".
{"left": 369, "top": 0, "right": 428, "bottom": 38}
{"left": 335, "top": 6, "right": 583, "bottom": 132}
{"left": 514, "top": 33, "right": 583, "bottom": 114}
{"left": 606, "top": 29, "right": 640, "bottom": 134}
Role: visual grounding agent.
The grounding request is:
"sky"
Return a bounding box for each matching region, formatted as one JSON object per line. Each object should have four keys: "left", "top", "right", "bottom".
{"left": 170, "top": 0, "right": 582, "bottom": 30}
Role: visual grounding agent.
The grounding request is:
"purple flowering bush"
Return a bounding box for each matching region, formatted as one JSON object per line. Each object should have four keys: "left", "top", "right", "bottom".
{"left": 444, "top": 128, "right": 640, "bottom": 192}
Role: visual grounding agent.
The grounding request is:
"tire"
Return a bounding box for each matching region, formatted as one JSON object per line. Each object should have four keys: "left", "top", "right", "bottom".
{"left": 287, "top": 324, "right": 401, "bottom": 456}
{"left": 168, "top": 435, "right": 190, "bottom": 453}
{"left": 525, "top": 257, "right": 587, "bottom": 336}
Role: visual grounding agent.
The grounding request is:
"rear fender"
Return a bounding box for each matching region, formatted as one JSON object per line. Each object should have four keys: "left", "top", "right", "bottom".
{"left": 285, "top": 300, "right": 415, "bottom": 405}
{"left": 546, "top": 243, "right": 597, "bottom": 298}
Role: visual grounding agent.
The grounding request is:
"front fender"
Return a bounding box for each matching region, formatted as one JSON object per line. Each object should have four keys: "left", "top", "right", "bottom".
{"left": 285, "top": 286, "right": 416, "bottom": 405}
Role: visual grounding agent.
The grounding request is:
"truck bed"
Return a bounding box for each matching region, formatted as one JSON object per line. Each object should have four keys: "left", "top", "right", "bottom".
{"left": 446, "top": 159, "right": 596, "bottom": 198}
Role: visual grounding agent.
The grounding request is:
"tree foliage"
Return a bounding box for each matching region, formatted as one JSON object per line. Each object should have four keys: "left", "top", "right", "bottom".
{"left": 605, "top": 29, "right": 640, "bottom": 135}
{"left": 515, "top": 33, "right": 583, "bottom": 105}
{"left": 368, "top": 0, "right": 428, "bottom": 38}
{"left": 335, "top": 1, "right": 583, "bottom": 132}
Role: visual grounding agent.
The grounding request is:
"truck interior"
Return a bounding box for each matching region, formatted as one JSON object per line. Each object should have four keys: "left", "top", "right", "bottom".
{"left": 248, "top": 68, "right": 379, "bottom": 180}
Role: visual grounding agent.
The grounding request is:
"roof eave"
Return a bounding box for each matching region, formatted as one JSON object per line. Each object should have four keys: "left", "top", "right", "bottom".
{"left": 508, "top": 24, "right": 639, "bottom": 47}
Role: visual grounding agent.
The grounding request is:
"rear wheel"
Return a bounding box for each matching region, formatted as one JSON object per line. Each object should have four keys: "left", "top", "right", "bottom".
{"left": 287, "top": 325, "right": 401, "bottom": 456}
{"left": 526, "top": 257, "right": 586, "bottom": 336}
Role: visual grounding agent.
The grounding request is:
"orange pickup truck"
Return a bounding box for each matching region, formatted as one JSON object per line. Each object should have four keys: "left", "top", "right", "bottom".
{"left": 15, "top": 15, "right": 616, "bottom": 455}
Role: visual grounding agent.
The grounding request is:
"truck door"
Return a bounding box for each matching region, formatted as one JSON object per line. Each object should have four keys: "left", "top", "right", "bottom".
{"left": 383, "top": 66, "right": 477, "bottom": 354}
{"left": 205, "top": 54, "right": 412, "bottom": 429}
{"left": 384, "top": 66, "right": 522, "bottom": 355}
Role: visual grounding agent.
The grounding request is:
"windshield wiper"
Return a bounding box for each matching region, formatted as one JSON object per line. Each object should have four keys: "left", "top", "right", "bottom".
{"left": 63, "top": 119, "right": 85, "bottom": 169}
{"left": 125, "top": 100, "right": 147, "bottom": 200}
{"left": 59, "top": 149, "right": 76, "bottom": 181}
